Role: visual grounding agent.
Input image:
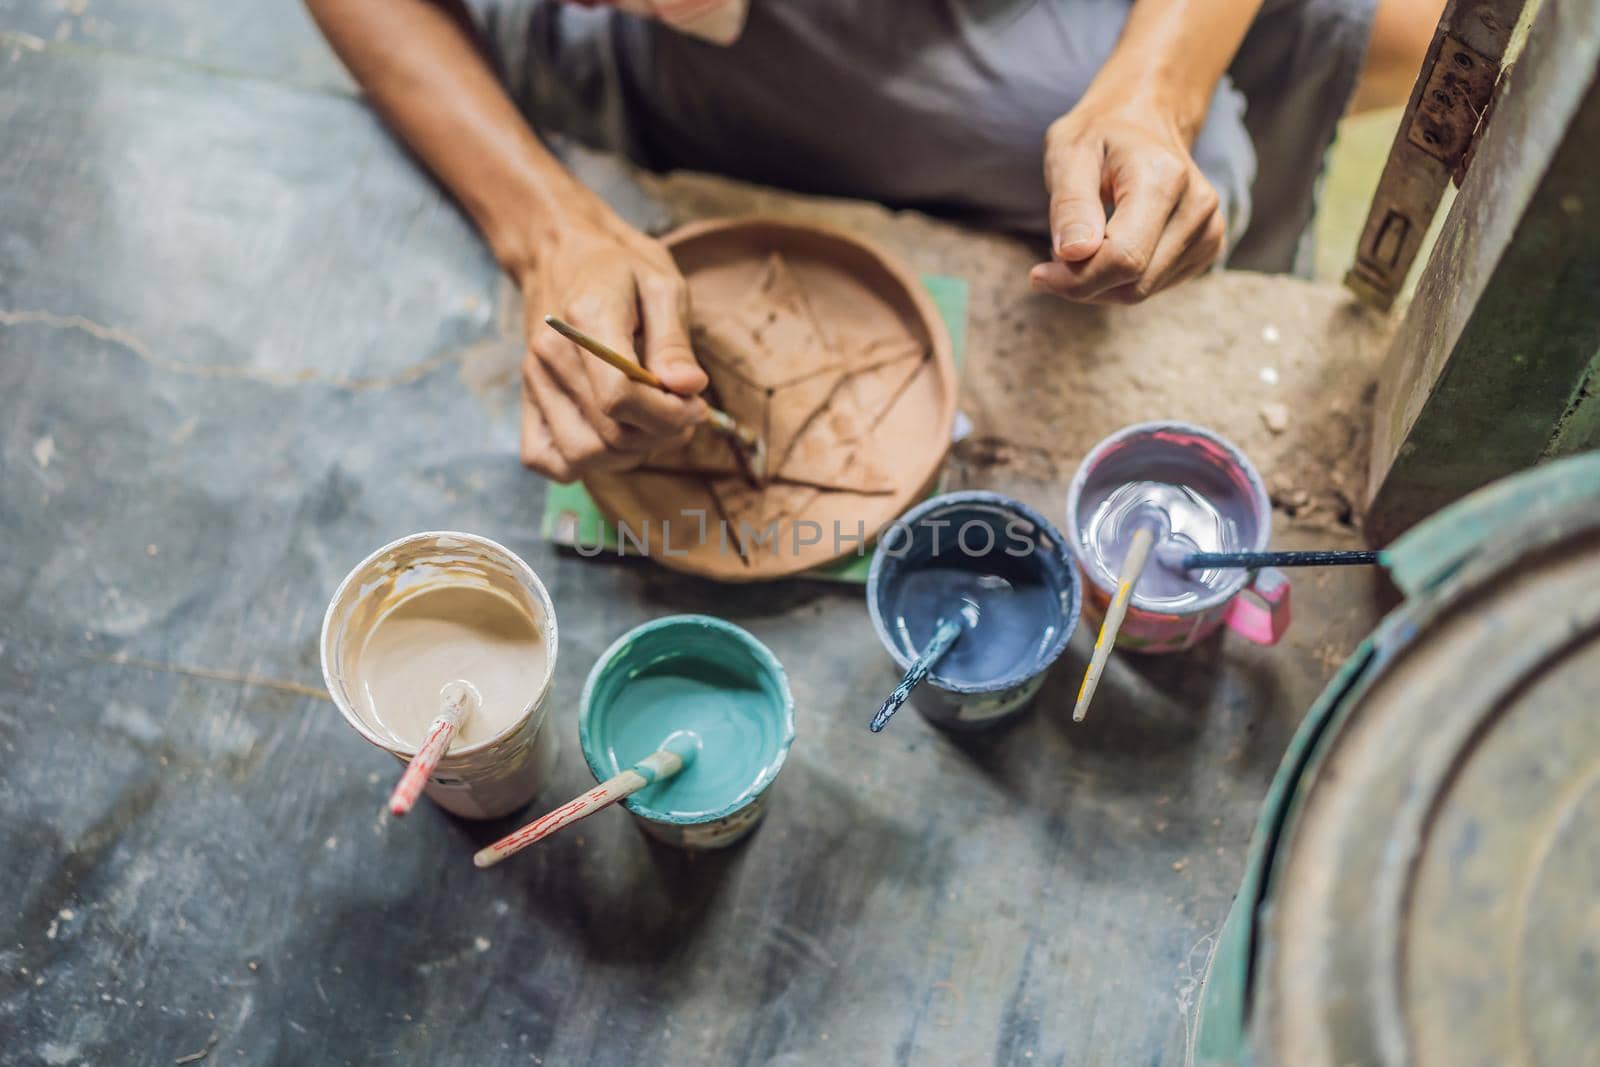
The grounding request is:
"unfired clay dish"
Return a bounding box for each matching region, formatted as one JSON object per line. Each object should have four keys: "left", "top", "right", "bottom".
{"left": 583, "top": 218, "right": 957, "bottom": 581}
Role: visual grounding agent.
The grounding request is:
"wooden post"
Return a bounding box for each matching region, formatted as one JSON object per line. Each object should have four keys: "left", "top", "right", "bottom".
{"left": 1366, "top": 0, "right": 1600, "bottom": 542}
{"left": 1344, "top": 0, "right": 1527, "bottom": 311}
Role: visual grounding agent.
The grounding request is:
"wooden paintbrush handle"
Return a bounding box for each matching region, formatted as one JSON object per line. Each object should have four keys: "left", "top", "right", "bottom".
{"left": 387, "top": 684, "right": 477, "bottom": 817}
{"left": 1073, "top": 525, "right": 1155, "bottom": 723}
{"left": 387, "top": 715, "right": 460, "bottom": 817}
{"left": 473, "top": 748, "right": 685, "bottom": 868}
{"left": 543, "top": 315, "right": 665, "bottom": 389}
{"left": 544, "top": 313, "right": 764, "bottom": 479}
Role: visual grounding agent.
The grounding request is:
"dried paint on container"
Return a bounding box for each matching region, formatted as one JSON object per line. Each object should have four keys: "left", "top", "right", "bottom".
{"left": 1065, "top": 421, "right": 1289, "bottom": 653}
{"left": 579, "top": 615, "right": 794, "bottom": 850}
{"left": 320, "top": 532, "right": 559, "bottom": 819}
{"left": 867, "top": 491, "right": 1080, "bottom": 728}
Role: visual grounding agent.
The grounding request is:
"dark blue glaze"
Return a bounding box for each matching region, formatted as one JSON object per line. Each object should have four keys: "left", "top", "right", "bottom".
{"left": 868, "top": 492, "right": 1080, "bottom": 698}
{"left": 886, "top": 555, "right": 1060, "bottom": 688}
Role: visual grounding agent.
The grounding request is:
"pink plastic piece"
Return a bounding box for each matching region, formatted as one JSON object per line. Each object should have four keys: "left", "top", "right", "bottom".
{"left": 1224, "top": 567, "right": 1292, "bottom": 645}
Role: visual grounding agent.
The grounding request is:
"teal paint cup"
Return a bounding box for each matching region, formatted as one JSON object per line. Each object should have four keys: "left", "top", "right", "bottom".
{"left": 579, "top": 615, "right": 796, "bottom": 850}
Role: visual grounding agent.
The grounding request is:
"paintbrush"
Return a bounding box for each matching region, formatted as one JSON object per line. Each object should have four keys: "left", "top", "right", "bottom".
{"left": 1173, "top": 549, "right": 1380, "bottom": 569}
{"left": 387, "top": 681, "right": 480, "bottom": 817}
{"left": 473, "top": 731, "right": 701, "bottom": 868}
{"left": 869, "top": 604, "right": 976, "bottom": 732}
{"left": 870, "top": 618, "right": 961, "bottom": 733}
{"left": 1073, "top": 523, "right": 1155, "bottom": 723}
{"left": 543, "top": 315, "right": 768, "bottom": 482}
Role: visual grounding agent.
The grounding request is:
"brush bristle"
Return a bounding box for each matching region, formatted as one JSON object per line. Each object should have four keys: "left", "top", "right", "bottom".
{"left": 733, "top": 425, "right": 767, "bottom": 482}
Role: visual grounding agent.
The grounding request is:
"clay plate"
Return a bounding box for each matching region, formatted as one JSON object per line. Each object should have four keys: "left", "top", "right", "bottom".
{"left": 583, "top": 217, "right": 957, "bottom": 581}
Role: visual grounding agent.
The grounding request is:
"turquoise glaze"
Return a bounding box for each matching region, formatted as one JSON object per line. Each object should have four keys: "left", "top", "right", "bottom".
{"left": 604, "top": 670, "right": 770, "bottom": 816}
{"left": 629, "top": 729, "right": 702, "bottom": 785}
{"left": 580, "top": 616, "right": 794, "bottom": 830}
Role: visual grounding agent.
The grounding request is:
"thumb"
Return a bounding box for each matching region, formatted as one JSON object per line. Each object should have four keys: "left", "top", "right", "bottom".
{"left": 638, "top": 276, "right": 708, "bottom": 396}
{"left": 1045, "top": 133, "right": 1107, "bottom": 262}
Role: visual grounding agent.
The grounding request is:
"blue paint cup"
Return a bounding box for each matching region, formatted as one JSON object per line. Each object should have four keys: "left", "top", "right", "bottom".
{"left": 867, "top": 492, "right": 1081, "bottom": 729}
{"left": 579, "top": 615, "right": 796, "bottom": 850}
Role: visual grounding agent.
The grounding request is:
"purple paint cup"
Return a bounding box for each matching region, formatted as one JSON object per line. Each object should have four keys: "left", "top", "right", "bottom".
{"left": 1064, "top": 422, "right": 1291, "bottom": 654}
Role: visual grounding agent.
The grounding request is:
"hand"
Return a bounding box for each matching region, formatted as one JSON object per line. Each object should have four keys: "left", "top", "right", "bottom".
{"left": 517, "top": 213, "right": 708, "bottom": 482}
{"left": 1032, "top": 93, "right": 1226, "bottom": 305}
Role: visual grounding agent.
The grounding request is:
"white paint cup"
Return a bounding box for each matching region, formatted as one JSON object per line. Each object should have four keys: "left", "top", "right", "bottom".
{"left": 320, "top": 532, "right": 559, "bottom": 819}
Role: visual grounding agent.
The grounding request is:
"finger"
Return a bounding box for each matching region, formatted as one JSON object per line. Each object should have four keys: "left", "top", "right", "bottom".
{"left": 647, "top": 425, "right": 697, "bottom": 461}
{"left": 564, "top": 286, "right": 638, "bottom": 407}
{"left": 1170, "top": 242, "right": 1222, "bottom": 286}
{"left": 1163, "top": 209, "right": 1227, "bottom": 286}
{"left": 1089, "top": 214, "right": 1226, "bottom": 305}
{"left": 564, "top": 293, "right": 706, "bottom": 437}
{"left": 1085, "top": 178, "right": 1222, "bottom": 304}
{"left": 524, "top": 351, "right": 642, "bottom": 477}
{"left": 637, "top": 273, "right": 709, "bottom": 396}
{"left": 1070, "top": 156, "right": 1187, "bottom": 300}
{"left": 1134, "top": 177, "right": 1222, "bottom": 298}
{"left": 1028, "top": 259, "right": 1082, "bottom": 299}
{"left": 1044, "top": 129, "right": 1107, "bottom": 262}
{"left": 534, "top": 332, "right": 654, "bottom": 451}
{"left": 1142, "top": 206, "right": 1226, "bottom": 296}
{"left": 537, "top": 324, "right": 689, "bottom": 444}
{"left": 519, "top": 370, "right": 574, "bottom": 482}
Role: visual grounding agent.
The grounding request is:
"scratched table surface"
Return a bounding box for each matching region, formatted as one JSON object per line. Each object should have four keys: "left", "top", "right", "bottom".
{"left": 0, "top": 6, "right": 1388, "bottom": 1065}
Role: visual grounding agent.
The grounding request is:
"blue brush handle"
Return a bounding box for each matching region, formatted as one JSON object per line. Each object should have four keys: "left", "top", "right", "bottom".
{"left": 869, "top": 617, "right": 963, "bottom": 733}
{"left": 1182, "top": 549, "right": 1379, "bottom": 569}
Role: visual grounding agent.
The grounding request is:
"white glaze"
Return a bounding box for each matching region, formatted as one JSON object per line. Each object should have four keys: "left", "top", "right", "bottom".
{"left": 354, "top": 584, "right": 546, "bottom": 751}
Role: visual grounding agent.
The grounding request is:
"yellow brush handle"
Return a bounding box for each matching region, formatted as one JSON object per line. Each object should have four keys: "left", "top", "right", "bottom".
{"left": 543, "top": 315, "right": 665, "bottom": 389}
{"left": 1073, "top": 524, "right": 1155, "bottom": 723}
{"left": 543, "top": 314, "right": 763, "bottom": 457}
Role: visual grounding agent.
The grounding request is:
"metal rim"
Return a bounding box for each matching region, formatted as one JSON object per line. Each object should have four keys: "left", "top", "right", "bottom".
{"left": 1254, "top": 514, "right": 1600, "bottom": 1065}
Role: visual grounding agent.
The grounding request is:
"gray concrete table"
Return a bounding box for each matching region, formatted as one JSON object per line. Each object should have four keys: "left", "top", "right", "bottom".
{"left": 0, "top": 7, "right": 1388, "bottom": 1064}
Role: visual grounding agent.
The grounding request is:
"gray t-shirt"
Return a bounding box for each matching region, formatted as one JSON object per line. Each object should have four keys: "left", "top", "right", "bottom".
{"left": 470, "top": 0, "right": 1377, "bottom": 274}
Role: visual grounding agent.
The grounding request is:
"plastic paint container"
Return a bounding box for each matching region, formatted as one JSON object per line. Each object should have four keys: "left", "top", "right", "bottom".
{"left": 320, "top": 532, "right": 559, "bottom": 819}
{"left": 579, "top": 615, "right": 795, "bottom": 850}
{"left": 867, "top": 491, "right": 1080, "bottom": 729}
{"left": 1065, "top": 421, "right": 1289, "bottom": 654}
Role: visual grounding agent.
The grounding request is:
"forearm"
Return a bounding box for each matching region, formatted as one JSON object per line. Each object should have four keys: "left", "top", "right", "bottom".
{"left": 304, "top": 0, "right": 607, "bottom": 276}
{"left": 1083, "top": 0, "right": 1264, "bottom": 140}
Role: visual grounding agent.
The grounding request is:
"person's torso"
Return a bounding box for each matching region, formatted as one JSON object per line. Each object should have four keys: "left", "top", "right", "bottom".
{"left": 614, "top": 0, "right": 1139, "bottom": 232}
